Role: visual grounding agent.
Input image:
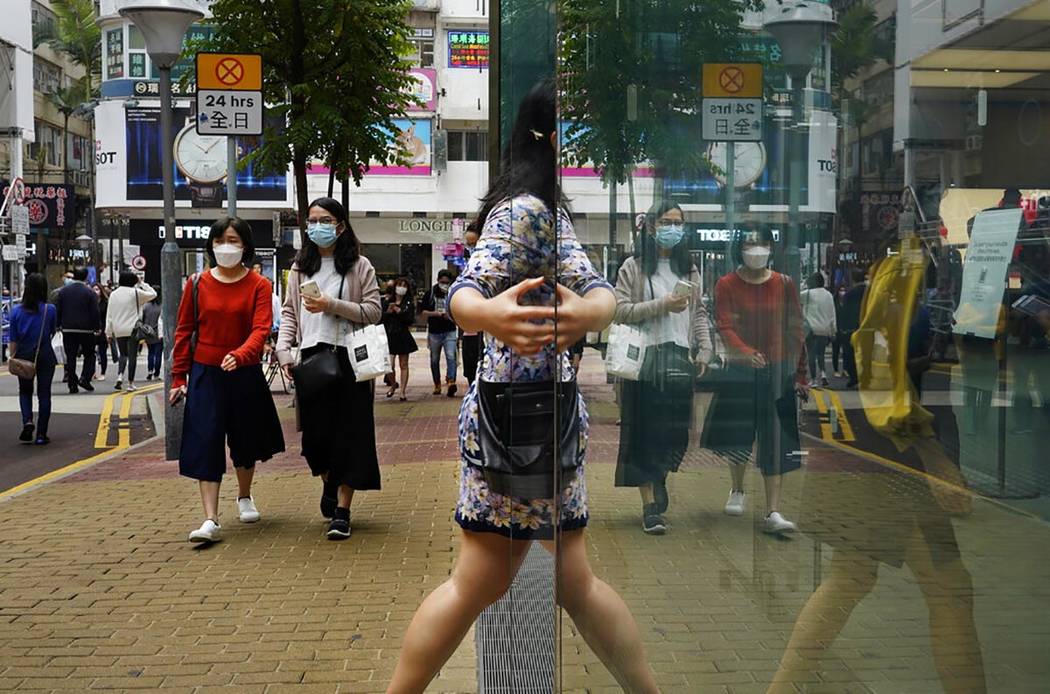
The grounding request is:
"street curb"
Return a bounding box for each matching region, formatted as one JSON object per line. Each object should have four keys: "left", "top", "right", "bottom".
{"left": 147, "top": 390, "right": 165, "bottom": 437}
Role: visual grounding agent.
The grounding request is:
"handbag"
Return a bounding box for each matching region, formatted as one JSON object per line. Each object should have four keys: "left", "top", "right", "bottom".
{"left": 290, "top": 272, "right": 345, "bottom": 399}
{"left": 9, "top": 308, "right": 48, "bottom": 380}
{"left": 348, "top": 323, "right": 391, "bottom": 382}
{"left": 132, "top": 290, "right": 157, "bottom": 342}
{"left": 605, "top": 323, "right": 647, "bottom": 381}
{"left": 475, "top": 380, "right": 581, "bottom": 498}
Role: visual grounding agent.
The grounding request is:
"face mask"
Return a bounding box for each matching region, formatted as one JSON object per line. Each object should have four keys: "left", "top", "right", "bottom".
{"left": 395, "top": 286, "right": 408, "bottom": 297}
{"left": 213, "top": 243, "right": 244, "bottom": 268}
{"left": 307, "top": 222, "right": 339, "bottom": 248}
{"left": 742, "top": 247, "right": 771, "bottom": 270}
{"left": 655, "top": 224, "right": 685, "bottom": 249}
{"left": 437, "top": 282, "right": 450, "bottom": 291}
{"left": 63, "top": 277, "right": 73, "bottom": 286}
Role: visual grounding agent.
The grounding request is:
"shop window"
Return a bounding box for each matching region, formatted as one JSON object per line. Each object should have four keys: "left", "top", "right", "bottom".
{"left": 28, "top": 120, "right": 62, "bottom": 167}
{"left": 30, "top": 1, "right": 56, "bottom": 37}
{"left": 447, "top": 131, "right": 488, "bottom": 161}
{"left": 409, "top": 28, "right": 436, "bottom": 68}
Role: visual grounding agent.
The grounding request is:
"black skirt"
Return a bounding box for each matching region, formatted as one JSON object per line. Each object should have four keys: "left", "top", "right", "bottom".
{"left": 386, "top": 325, "right": 419, "bottom": 356}
{"left": 615, "top": 343, "right": 694, "bottom": 487}
{"left": 298, "top": 344, "right": 381, "bottom": 490}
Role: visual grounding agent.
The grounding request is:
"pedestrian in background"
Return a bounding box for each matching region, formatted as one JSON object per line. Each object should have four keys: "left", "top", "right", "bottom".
{"left": 92, "top": 284, "right": 110, "bottom": 382}
{"left": 800, "top": 271, "right": 836, "bottom": 387}
{"left": 382, "top": 276, "right": 417, "bottom": 401}
{"left": 277, "top": 197, "right": 382, "bottom": 541}
{"left": 460, "top": 222, "right": 482, "bottom": 387}
{"left": 831, "top": 284, "right": 849, "bottom": 378}
{"left": 420, "top": 268, "right": 459, "bottom": 397}
{"left": 141, "top": 289, "right": 162, "bottom": 380}
{"left": 704, "top": 227, "right": 808, "bottom": 535}
{"left": 54, "top": 266, "right": 99, "bottom": 394}
{"left": 613, "top": 200, "right": 713, "bottom": 535}
{"left": 105, "top": 271, "right": 157, "bottom": 392}
{"left": 170, "top": 216, "right": 285, "bottom": 544}
{"left": 9, "top": 273, "right": 58, "bottom": 446}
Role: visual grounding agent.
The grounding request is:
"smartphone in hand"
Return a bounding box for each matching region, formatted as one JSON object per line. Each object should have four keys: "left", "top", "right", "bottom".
{"left": 673, "top": 280, "right": 695, "bottom": 298}
{"left": 300, "top": 280, "right": 321, "bottom": 299}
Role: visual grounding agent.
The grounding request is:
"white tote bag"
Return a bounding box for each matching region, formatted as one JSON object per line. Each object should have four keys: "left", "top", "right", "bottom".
{"left": 51, "top": 332, "right": 66, "bottom": 364}
{"left": 349, "top": 324, "right": 391, "bottom": 382}
{"left": 604, "top": 323, "right": 648, "bottom": 381}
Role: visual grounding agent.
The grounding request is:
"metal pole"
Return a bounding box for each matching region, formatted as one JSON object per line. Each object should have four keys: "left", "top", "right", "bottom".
{"left": 785, "top": 77, "right": 805, "bottom": 287}
{"left": 725, "top": 142, "right": 736, "bottom": 237}
{"left": 226, "top": 137, "right": 237, "bottom": 216}
{"left": 159, "top": 65, "right": 184, "bottom": 460}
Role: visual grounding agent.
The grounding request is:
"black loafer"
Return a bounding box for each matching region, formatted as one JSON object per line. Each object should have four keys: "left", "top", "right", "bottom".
{"left": 19, "top": 423, "right": 34, "bottom": 442}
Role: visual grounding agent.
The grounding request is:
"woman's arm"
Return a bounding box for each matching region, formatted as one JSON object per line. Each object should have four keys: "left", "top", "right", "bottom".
{"left": 327, "top": 260, "right": 382, "bottom": 325}
{"left": 612, "top": 259, "right": 671, "bottom": 324}
{"left": 690, "top": 271, "right": 714, "bottom": 364}
{"left": 275, "top": 270, "right": 300, "bottom": 366}
{"left": 450, "top": 279, "right": 555, "bottom": 355}
{"left": 137, "top": 284, "right": 158, "bottom": 303}
{"left": 714, "top": 279, "right": 759, "bottom": 358}
{"left": 170, "top": 278, "right": 196, "bottom": 389}
{"left": 229, "top": 279, "right": 273, "bottom": 367}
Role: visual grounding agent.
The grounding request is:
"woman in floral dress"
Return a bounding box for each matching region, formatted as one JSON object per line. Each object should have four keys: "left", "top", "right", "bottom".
{"left": 388, "top": 82, "right": 658, "bottom": 694}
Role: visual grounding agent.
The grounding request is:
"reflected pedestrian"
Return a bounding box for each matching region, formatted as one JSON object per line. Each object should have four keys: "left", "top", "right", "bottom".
{"left": 460, "top": 222, "right": 482, "bottom": 387}
{"left": 703, "top": 227, "right": 807, "bottom": 535}
{"left": 276, "top": 198, "right": 382, "bottom": 540}
{"left": 389, "top": 80, "right": 659, "bottom": 694}
{"left": 170, "top": 216, "right": 285, "bottom": 544}
{"left": 9, "top": 274, "right": 58, "bottom": 446}
{"left": 831, "top": 284, "right": 848, "bottom": 377}
{"left": 382, "top": 276, "right": 417, "bottom": 401}
{"left": 800, "top": 272, "right": 836, "bottom": 387}
{"left": 420, "top": 269, "right": 459, "bottom": 397}
{"left": 105, "top": 271, "right": 156, "bottom": 393}
{"left": 141, "top": 289, "right": 162, "bottom": 380}
{"left": 92, "top": 284, "right": 110, "bottom": 381}
{"left": 613, "top": 200, "right": 713, "bottom": 535}
{"left": 54, "top": 267, "right": 99, "bottom": 393}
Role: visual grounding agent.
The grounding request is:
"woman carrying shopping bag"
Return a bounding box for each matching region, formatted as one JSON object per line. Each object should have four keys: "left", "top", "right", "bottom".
{"left": 276, "top": 197, "right": 383, "bottom": 541}
{"left": 612, "top": 200, "right": 713, "bottom": 535}
{"left": 105, "top": 271, "right": 157, "bottom": 392}
{"left": 170, "top": 216, "right": 285, "bottom": 544}
{"left": 9, "top": 274, "right": 58, "bottom": 445}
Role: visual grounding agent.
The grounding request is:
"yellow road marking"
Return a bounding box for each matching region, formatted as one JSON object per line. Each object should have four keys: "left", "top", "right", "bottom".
{"left": 1, "top": 384, "right": 163, "bottom": 501}
{"left": 813, "top": 389, "right": 832, "bottom": 440}
{"left": 825, "top": 389, "right": 855, "bottom": 441}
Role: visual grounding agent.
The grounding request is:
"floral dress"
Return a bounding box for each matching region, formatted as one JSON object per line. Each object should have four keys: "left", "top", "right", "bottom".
{"left": 447, "top": 194, "right": 612, "bottom": 539}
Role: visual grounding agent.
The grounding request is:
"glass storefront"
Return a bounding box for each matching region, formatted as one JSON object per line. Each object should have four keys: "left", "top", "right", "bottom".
{"left": 471, "top": 0, "right": 1050, "bottom": 691}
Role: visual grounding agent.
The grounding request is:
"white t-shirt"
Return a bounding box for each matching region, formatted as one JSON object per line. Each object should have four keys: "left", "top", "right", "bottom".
{"left": 646, "top": 259, "right": 690, "bottom": 350}
{"left": 299, "top": 257, "right": 354, "bottom": 351}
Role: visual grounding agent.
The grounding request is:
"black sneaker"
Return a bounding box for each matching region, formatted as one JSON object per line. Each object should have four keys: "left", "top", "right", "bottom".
{"left": 78, "top": 379, "right": 94, "bottom": 392}
{"left": 642, "top": 504, "right": 667, "bottom": 535}
{"left": 68, "top": 384, "right": 79, "bottom": 394}
{"left": 320, "top": 479, "right": 338, "bottom": 519}
{"left": 327, "top": 509, "right": 351, "bottom": 540}
{"left": 34, "top": 435, "right": 50, "bottom": 446}
{"left": 19, "top": 423, "right": 34, "bottom": 442}
{"left": 447, "top": 383, "right": 458, "bottom": 398}
{"left": 653, "top": 477, "right": 669, "bottom": 515}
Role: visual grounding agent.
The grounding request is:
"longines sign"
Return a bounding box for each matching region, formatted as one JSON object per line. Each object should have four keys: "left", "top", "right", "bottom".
{"left": 397, "top": 219, "right": 458, "bottom": 234}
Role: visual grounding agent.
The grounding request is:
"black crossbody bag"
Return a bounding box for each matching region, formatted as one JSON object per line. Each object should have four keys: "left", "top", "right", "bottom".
{"left": 291, "top": 273, "right": 345, "bottom": 400}
{"left": 476, "top": 379, "right": 581, "bottom": 499}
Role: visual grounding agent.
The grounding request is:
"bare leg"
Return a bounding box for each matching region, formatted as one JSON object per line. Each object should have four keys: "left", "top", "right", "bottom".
{"left": 399, "top": 355, "right": 410, "bottom": 398}
{"left": 387, "top": 530, "right": 532, "bottom": 693}
{"left": 540, "top": 530, "right": 658, "bottom": 693}
{"left": 763, "top": 472, "right": 782, "bottom": 513}
{"left": 638, "top": 483, "right": 655, "bottom": 506}
{"left": 234, "top": 465, "right": 254, "bottom": 499}
{"left": 337, "top": 485, "right": 355, "bottom": 509}
{"left": 729, "top": 460, "right": 746, "bottom": 492}
{"left": 768, "top": 548, "right": 879, "bottom": 692}
{"left": 904, "top": 528, "right": 987, "bottom": 693}
{"left": 199, "top": 480, "right": 221, "bottom": 521}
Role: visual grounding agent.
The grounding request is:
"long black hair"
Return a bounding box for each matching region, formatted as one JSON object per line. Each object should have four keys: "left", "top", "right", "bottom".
{"left": 296, "top": 197, "right": 361, "bottom": 277}
{"left": 477, "top": 80, "right": 565, "bottom": 227}
{"left": 22, "top": 273, "right": 47, "bottom": 312}
{"left": 636, "top": 200, "right": 693, "bottom": 277}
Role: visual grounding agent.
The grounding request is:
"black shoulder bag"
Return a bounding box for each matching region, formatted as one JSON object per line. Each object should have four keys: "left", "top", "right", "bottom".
{"left": 290, "top": 272, "right": 345, "bottom": 400}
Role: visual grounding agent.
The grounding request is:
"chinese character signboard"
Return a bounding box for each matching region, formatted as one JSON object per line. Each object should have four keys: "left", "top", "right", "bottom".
{"left": 195, "top": 53, "right": 264, "bottom": 136}
{"left": 106, "top": 29, "right": 124, "bottom": 80}
{"left": 701, "top": 63, "right": 763, "bottom": 142}
{"left": 448, "top": 31, "right": 489, "bottom": 69}
{"left": 0, "top": 184, "right": 76, "bottom": 230}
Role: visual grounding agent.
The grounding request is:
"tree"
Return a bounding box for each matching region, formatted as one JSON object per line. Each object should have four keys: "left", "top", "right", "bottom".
{"left": 190, "top": 0, "right": 419, "bottom": 223}
{"left": 559, "top": 0, "right": 758, "bottom": 260}
{"left": 35, "top": 0, "right": 102, "bottom": 98}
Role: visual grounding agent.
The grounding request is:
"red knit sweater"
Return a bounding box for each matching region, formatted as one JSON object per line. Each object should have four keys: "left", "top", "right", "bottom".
{"left": 171, "top": 271, "right": 273, "bottom": 388}
{"left": 714, "top": 271, "right": 807, "bottom": 382}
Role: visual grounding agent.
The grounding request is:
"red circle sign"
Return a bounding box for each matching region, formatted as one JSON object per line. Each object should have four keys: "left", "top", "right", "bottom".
{"left": 131, "top": 255, "right": 147, "bottom": 271}
{"left": 215, "top": 57, "right": 244, "bottom": 86}
{"left": 719, "top": 66, "right": 745, "bottom": 94}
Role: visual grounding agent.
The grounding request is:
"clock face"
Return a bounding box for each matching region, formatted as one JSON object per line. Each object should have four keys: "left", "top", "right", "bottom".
{"left": 173, "top": 126, "right": 228, "bottom": 184}
{"left": 707, "top": 142, "right": 767, "bottom": 189}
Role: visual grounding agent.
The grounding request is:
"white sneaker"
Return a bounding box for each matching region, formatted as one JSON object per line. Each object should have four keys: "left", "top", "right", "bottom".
{"left": 189, "top": 519, "right": 222, "bottom": 543}
{"left": 764, "top": 511, "right": 798, "bottom": 535}
{"left": 125, "top": 383, "right": 137, "bottom": 392}
{"left": 237, "top": 496, "right": 261, "bottom": 523}
{"left": 724, "top": 490, "right": 745, "bottom": 516}
{"left": 94, "top": 373, "right": 106, "bottom": 381}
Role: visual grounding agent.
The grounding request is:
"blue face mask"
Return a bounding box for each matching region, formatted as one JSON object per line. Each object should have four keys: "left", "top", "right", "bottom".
{"left": 655, "top": 224, "right": 685, "bottom": 249}
{"left": 307, "top": 222, "right": 339, "bottom": 248}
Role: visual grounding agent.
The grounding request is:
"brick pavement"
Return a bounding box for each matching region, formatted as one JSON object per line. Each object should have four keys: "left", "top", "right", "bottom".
{"left": 1, "top": 344, "right": 1049, "bottom": 692}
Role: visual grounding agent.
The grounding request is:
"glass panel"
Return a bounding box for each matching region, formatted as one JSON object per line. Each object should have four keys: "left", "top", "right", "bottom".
{"left": 550, "top": 0, "right": 1050, "bottom": 692}
{"left": 128, "top": 24, "right": 146, "bottom": 50}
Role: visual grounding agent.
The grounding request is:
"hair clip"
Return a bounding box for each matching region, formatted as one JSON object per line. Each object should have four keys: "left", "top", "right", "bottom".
{"left": 529, "top": 129, "right": 545, "bottom": 141}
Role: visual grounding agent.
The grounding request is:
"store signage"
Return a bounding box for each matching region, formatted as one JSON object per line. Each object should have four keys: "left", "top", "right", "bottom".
{"left": 406, "top": 68, "right": 437, "bottom": 112}
{"left": 0, "top": 184, "right": 75, "bottom": 230}
{"left": 448, "top": 31, "right": 489, "bottom": 69}
{"left": 693, "top": 228, "right": 781, "bottom": 242}
{"left": 398, "top": 219, "right": 456, "bottom": 234}
{"left": 195, "top": 53, "right": 264, "bottom": 136}
{"left": 953, "top": 207, "right": 1024, "bottom": 339}
{"left": 701, "top": 63, "right": 763, "bottom": 142}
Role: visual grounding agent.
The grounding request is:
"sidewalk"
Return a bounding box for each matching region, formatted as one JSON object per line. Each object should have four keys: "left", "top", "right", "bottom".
{"left": 0, "top": 342, "right": 1048, "bottom": 692}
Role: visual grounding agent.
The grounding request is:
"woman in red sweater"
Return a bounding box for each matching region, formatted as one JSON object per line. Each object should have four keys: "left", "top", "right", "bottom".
{"left": 170, "top": 217, "right": 286, "bottom": 544}
{"left": 704, "top": 227, "right": 808, "bottom": 535}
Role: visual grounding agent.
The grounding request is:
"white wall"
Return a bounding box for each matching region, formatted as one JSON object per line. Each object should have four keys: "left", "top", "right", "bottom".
{"left": 0, "top": 1, "right": 35, "bottom": 142}
{"left": 439, "top": 0, "right": 489, "bottom": 23}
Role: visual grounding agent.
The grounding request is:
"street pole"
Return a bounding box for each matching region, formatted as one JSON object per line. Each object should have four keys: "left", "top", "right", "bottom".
{"left": 226, "top": 137, "right": 237, "bottom": 216}
{"left": 725, "top": 142, "right": 736, "bottom": 239}
{"left": 159, "top": 65, "right": 184, "bottom": 460}
{"left": 785, "top": 76, "right": 806, "bottom": 288}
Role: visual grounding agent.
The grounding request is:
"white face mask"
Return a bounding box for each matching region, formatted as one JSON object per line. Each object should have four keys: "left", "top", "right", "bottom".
{"left": 395, "top": 286, "right": 408, "bottom": 297}
{"left": 742, "top": 247, "right": 771, "bottom": 270}
{"left": 213, "top": 243, "right": 244, "bottom": 269}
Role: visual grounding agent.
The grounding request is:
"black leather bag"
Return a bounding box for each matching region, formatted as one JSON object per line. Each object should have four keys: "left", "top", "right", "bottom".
{"left": 291, "top": 346, "right": 341, "bottom": 400}
{"left": 475, "top": 380, "right": 581, "bottom": 499}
